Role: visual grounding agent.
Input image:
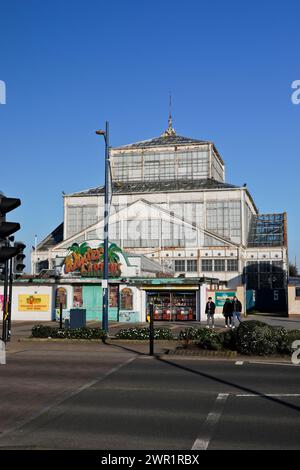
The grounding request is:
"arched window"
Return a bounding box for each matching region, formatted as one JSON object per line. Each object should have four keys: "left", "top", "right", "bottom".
{"left": 121, "top": 288, "right": 133, "bottom": 310}
{"left": 56, "top": 287, "right": 67, "bottom": 308}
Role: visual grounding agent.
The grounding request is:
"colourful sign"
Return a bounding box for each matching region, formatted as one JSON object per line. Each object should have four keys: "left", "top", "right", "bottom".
{"left": 63, "top": 242, "right": 122, "bottom": 277}
{"left": 0, "top": 295, "right": 4, "bottom": 312}
{"left": 73, "top": 286, "right": 83, "bottom": 307}
{"left": 215, "top": 291, "right": 236, "bottom": 307}
{"left": 18, "top": 295, "right": 50, "bottom": 312}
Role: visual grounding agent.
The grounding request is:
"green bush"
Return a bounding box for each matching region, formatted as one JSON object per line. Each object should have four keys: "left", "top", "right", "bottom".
{"left": 179, "top": 327, "right": 236, "bottom": 351}
{"left": 31, "top": 325, "right": 107, "bottom": 340}
{"left": 219, "top": 329, "right": 237, "bottom": 351}
{"left": 32, "top": 325, "right": 53, "bottom": 338}
{"left": 196, "top": 329, "right": 223, "bottom": 351}
{"left": 177, "top": 321, "right": 300, "bottom": 356}
{"left": 235, "top": 321, "right": 282, "bottom": 355}
{"left": 115, "top": 327, "right": 174, "bottom": 340}
{"left": 277, "top": 329, "right": 300, "bottom": 355}
{"left": 178, "top": 327, "right": 205, "bottom": 341}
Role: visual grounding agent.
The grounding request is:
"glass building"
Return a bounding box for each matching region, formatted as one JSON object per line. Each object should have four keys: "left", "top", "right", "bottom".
{"left": 32, "top": 117, "right": 288, "bottom": 315}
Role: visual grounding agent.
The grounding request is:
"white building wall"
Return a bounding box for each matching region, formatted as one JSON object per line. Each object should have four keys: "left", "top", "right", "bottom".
{"left": 0, "top": 285, "right": 55, "bottom": 321}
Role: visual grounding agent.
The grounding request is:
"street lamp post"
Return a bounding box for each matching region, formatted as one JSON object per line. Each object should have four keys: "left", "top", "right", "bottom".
{"left": 96, "top": 121, "right": 110, "bottom": 333}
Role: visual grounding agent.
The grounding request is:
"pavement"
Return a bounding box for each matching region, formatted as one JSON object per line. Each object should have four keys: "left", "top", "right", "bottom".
{"left": 0, "top": 326, "right": 299, "bottom": 450}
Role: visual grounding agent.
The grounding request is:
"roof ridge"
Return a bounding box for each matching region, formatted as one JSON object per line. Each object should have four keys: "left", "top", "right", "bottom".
{"left": 113, "top": 133, "right": 210, "bottom": 150}
{"left": 66, "top": 178, "right": 239, "bottom": 196}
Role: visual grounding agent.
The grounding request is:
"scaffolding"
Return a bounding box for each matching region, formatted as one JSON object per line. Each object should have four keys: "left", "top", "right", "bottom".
{"left": 247, "top": 213, "right": 286, "bottom": 247}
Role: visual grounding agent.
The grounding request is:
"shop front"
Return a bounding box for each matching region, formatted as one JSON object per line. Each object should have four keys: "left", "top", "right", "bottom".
{"left": 147, "top": 290, "right": 197, "bottom": 321}
{"left": 55, "top": 241, "right": 142, "bottom": 322}
{"left": 134, "top": 278, "right": 207, "bottom": 322}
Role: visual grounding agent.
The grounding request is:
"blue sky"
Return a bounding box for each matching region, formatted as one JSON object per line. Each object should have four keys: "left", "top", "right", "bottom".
{"left": 0, "top": 0, "right": 299, "bottom": 269}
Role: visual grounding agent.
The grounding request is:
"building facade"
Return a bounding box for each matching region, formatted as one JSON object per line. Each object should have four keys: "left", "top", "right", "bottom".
{"left": 31, "top": 118, "right": 288, "bottom": 320}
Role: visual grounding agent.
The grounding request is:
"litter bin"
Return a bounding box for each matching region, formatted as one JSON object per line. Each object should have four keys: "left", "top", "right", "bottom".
{"left": 69, "top": 309, "right": 86, "bottom": 329}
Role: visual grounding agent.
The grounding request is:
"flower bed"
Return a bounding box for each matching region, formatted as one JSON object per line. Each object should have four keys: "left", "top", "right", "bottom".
{"left": 178, "top": 321, "right": 300, "bottom": 356}
{"left": 115, "top": 327, "right": 174, "bottom": 340}
{"left": 31, "top": 325, "right": 107, "bottom": 340}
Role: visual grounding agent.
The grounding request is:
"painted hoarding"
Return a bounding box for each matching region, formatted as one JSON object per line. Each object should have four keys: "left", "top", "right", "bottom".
{"left": 18, "top": 295, "right": 50, "bottom": 312}
{"left": 215, "top": 291, "right": 236, "bottom": 307}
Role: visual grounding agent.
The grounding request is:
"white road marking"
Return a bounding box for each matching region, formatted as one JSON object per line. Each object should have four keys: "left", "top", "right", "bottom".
{"left": 236, "top": 393, "right": 300, "bottom": 397}
{"left": 235, "top": 361, "right": 244, "bottom": 365}
{"left": 137, "top": 356, "right": 155, "bottom": 359}
{"left": 249, "top": 361, "right": 298, "bottom": 367}
{"left": 191, "top": 393, "right": 229, "bottom": 451}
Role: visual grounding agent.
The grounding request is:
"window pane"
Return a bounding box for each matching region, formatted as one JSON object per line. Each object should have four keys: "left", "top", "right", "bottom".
{"left": 202, "top": 259, "right": 213, "bottom": 272}
{"left": 214, "top": 259, "right": 225, "bottom": 271}
{"left": 227, "top": 259, "right": 238, "bottom": 271}
{"left": 187, "top": 260, "right": 198, "bottom": 272}
{"left": 175, "top": 260, "right": 186, "bottom": 272}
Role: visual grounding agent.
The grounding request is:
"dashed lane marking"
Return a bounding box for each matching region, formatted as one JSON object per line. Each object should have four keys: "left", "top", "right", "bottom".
{"left": 191, "top": 393, "right": 229, "bottom": 451}
{"left": 236, "top": 393, "right": 300, "bottom": 397}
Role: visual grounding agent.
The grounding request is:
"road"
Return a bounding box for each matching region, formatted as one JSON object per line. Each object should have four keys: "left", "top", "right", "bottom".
{"left": 0, "top": 340, "right": 299, "bottom": 450}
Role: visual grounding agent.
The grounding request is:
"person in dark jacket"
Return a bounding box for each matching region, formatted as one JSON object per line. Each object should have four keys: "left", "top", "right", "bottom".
{"left": 222, "top": 297, "right": 233, "bottom": 328}
{"left": 232, "top": 296, "right": 242, "bottom": 328}
{"left": 205, "top": 297, "right": 216, "bottom": 328}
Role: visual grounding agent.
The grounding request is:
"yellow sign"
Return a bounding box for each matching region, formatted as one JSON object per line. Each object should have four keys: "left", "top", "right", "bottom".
{"left": 18, "top": 295, "right": 50, "bottom": 312}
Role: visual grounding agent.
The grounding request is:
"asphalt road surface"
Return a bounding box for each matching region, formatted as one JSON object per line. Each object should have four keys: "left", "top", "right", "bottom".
{"left": 0, "top": 342, "right": 299, "bottom": 450}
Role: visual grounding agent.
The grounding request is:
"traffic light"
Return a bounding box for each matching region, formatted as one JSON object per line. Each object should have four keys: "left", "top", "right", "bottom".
{"left": 13, "top": 242, "right": 26, "bottom": 277}
{"left": 0, "top": 195, "right": 22, "bottom": 343}
{"left": 0, "top": 196, "right": 21, "bottom": 261}
{"left": 0, "top": 263, "right": 6, "bottom": 281}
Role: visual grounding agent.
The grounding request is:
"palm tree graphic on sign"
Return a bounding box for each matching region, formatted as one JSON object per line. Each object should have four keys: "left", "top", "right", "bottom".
{"left": 98, "top": 242, "right": 122, "bottom": 263}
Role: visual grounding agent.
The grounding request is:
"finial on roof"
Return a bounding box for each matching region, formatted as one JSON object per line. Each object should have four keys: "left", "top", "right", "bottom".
{"left": 161, "top": 94, "right": 176, "bottom": 137}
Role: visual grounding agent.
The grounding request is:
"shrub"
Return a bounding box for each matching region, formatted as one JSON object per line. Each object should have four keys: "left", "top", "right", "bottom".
{"left": 219, "top": 329, "right": 237, "bottom": 351}
{"left": 196, "top": 329, "right": 223, "bottom": 351}
{"left": 31, "top": 325, "right": 53, "bottom": 338}
{"left": 235, "top": 321, "right": 281, "bottom": 355}
{"left": 277, "top": 329, "right": 300, "bottom": 355}
{"left": 115, "top": 327, "right": 174, "bottom": 340}
{"left": 179, "top": 327, "right": 236, "bottom": 351}
{"left": 178, "top": 327, "right": 205, "bottom": 341}
{"left": 31, "top": 325, "right": 107, "bottom": 340}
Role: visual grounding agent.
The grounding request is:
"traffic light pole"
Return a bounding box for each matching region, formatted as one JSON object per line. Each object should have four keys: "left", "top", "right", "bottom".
{"left": 0, "top": 196, "right": 23, "bottom": 343}
{"left": 149, "top": 303, "right": 154, "bottom": 356}
{"left": 1, "top": 259, "right": 8, "bottom": 343}
{"left": 7, "top": 256, "right": 13, "bottom": 342}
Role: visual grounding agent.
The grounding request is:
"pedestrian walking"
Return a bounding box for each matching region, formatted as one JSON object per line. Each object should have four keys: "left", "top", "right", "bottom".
{"left": 232, "top": 296, "right": 242, "bottom": 328}
{"left": 205, "top": 297, "right": 216, "bottom": 328}
{"left": 222, "top": 297, "right": 233, "bottom": 328}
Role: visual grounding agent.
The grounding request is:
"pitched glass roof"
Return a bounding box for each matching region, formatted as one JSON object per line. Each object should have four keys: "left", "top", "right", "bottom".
{"left": 114, "top": 134, "right": 210, "bottom": 150}
{"left": 70, "top": 178, "right": 238, "bottom": 196}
